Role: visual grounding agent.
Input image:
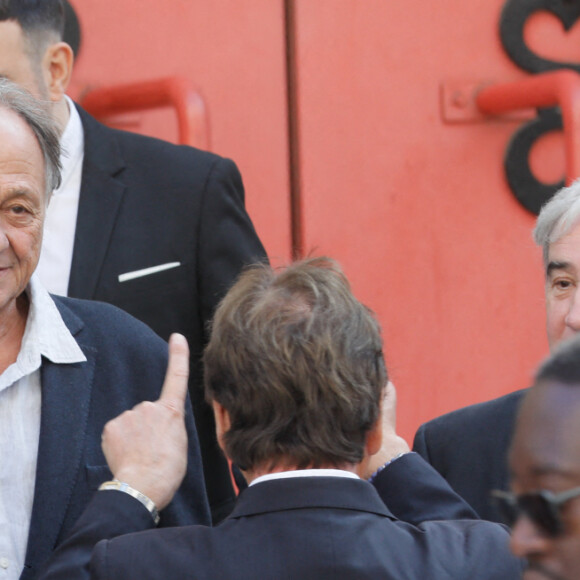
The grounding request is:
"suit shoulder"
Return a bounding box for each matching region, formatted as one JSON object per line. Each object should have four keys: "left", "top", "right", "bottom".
{"left": 418, "top": 389, "right": 528, "bottom": 435}
{"left": 78, "top": 105, "right": 232, "bottom": 172}
{"left": 113, "top": 126, "right": 223, "bottom": 166}
{"left": 52, "top": 295, "right": 166, "bottom": 355}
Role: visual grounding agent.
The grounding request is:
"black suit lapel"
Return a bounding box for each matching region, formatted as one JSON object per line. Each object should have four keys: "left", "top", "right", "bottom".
{"left": 23, "top": 311, "right": 96, "bottom": 576}
{"left": 67, "top": 106, "right": 126, "bottom": 300}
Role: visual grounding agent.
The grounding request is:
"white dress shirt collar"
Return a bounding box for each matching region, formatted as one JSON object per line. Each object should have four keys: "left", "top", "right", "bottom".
{"left": 56, "top": 95, "right": 84, "bottom": 197}
{"left": 0, "top": 275, "right": 86, "bottom": 393}
{"left": 250, "top": 469, "right": 360, "bottom": 487}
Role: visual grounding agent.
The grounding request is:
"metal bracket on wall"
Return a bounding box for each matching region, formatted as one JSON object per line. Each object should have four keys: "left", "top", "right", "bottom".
{"left": 440, "top": 81, "right": 535, "bottom": 123}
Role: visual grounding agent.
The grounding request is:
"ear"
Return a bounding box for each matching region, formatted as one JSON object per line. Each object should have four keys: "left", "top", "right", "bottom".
{"left": 41, "top": 42, "right": 74, "bottom": 102}
{"left": 211, "top": 401, "right": 232, "bottom": 455}
{"left": 365, "top": 405, "right": 384, "bottom": 458}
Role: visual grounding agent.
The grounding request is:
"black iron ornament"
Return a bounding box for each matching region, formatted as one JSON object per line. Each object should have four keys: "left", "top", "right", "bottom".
{"left": 504, "top": 108, "right": 565, "bottom": 215}
{"left": 499, "top": 0, "right": 580, "bottom": 214}
{"left": 500, "top": 0, "right": 580, "bottom": 74}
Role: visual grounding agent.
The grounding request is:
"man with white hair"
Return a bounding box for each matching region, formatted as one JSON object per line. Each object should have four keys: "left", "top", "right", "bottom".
{"left": 413, "top": 179, "right": 580, "bottom": 522}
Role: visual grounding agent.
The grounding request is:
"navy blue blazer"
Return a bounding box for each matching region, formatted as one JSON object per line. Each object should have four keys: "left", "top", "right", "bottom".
{"left": 40, "top": 454, "right": 523, "bottom": 580}
{"left": 65, "top": 106, "right": 267, "bottom": 522}
{"left": 413, "top": 389, "right": 527, "bottom": 522}
{"left": 21, "top": 296, "right": 210, "bottom": 580}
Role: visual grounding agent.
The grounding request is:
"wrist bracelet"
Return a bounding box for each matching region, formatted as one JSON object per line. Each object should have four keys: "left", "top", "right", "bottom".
{"left": 98, "top": 479, "right": 160, "bottom": 525}
{"left": 368, "top": 452, "right": 410, "bottom": 483}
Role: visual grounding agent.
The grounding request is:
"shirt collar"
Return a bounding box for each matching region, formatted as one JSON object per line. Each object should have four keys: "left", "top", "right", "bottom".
{"left": 24, "top": 274, "right": 87, "bottom": 365}
{"left": 55, "top": 95, "right": 85, "bottom": 196}
{"left": 0, "top": 276, "right": 86, "bottom": 392}
{"left": 250, "top": 469, "right": 360, "bottom": 487}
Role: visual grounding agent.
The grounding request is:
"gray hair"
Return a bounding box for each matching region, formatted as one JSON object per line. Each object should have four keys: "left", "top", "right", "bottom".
{"left": 533, "top": 180, "right": 580, "bottom": 267}
{"left": 0, "top": 78, "right": 61, "bottom": 199}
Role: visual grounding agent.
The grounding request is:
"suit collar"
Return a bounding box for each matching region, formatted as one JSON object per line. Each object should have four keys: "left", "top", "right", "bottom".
{"left": 230, "top": 476, "right": 395, "bottom": 520}
{"left": 23, "top": 298, "right": 97, "bottom": 576}
{"left": 67, "top": 105, "right": 127, "bottom": 299}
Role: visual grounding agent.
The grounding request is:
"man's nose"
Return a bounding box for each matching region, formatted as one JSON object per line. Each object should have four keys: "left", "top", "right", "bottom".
{"left": 0, "top": 223, "right": 10, "bottom": 252}
{"left": 509, "top": 514, "right": 551, "bottom": 559}
{"left": 565, "top": 290, "right": 580, "bottom": 333}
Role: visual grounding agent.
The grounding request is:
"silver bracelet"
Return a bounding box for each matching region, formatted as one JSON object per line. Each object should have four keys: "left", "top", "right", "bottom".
{"left": 368, "top": 452, "right": 410, "bottom": 483}
{"left": 98, "top": 479, "right": 160, "bottom": 525}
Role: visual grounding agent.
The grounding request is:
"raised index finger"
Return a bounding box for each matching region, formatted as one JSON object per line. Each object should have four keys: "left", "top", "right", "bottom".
{"left": 159, "top": 333, "right": 190, "bottom": 409}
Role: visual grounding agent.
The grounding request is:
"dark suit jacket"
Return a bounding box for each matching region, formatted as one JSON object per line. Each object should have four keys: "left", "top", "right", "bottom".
{"left": 40, "top": 454, "right": 522, "bottom": 580}
{"left": 412, "top": 389, "right": 528, "bottom": 522}
{"left": 67, "top": 106, "right": 267, "bottom": 521}
{"left": 21, "top": 296, "right": 210, "bottom": 580}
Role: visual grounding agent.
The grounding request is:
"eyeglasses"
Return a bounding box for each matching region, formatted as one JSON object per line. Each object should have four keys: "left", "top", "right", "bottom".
{"left": 491, "top": 487, "right": 580, "bottom": 537}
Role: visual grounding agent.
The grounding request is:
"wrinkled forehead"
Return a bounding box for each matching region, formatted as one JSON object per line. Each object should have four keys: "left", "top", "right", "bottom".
{"left": 510, "top": 382, "right": 580, "bottom": 483}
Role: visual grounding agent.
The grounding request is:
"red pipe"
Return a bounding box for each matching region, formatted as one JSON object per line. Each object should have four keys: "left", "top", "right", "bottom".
{"left": 80, "top": 76, "right": 209, "bottom": 149}
{"left": 476, "top": 70, "right": 580, "bottom": 184}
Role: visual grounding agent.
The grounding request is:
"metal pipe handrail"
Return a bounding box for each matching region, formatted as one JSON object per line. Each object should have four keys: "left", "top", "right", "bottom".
{"left": 80, "top": 76, "right": 209, "bottom": 149}
{"left": 476, "top": 70, "right": 580, "bottom": 184}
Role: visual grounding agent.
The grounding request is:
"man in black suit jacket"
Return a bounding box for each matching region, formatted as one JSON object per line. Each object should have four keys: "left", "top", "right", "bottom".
{"left": 412, "top": 179, "right": 580, "bottom": 523}
{"left": 0, "top": 0, "right": 266, "bottom": 522}
{"left": 40, "top": 258, "right": 522, "bottom": 580}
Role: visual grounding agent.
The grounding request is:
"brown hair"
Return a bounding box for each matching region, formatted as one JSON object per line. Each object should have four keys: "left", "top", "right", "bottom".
{"left": 204, "top": 256, "right": 386, "bottom": 471}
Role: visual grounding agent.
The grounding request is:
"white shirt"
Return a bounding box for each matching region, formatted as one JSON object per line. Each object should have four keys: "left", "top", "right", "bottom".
{"left": 250, "top": 469, "right": 360, "bottom": 487}
{"left": 36, "top": 96, "right": 85, "bottom": 296}
{"left": 0, "top": 276, "right": 86, "bottom": 579}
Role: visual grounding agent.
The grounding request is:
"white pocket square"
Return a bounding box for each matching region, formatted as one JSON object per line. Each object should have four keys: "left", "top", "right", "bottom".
{"left": 118, "top": 262, "right": 181, "bottom": 283}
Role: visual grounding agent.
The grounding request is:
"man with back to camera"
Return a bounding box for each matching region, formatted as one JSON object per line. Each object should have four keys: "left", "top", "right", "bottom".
{"left": 0, "top": 77, "right": 209, "bottom": 580}
{"left": 496, "top": 333, "right": 580, "bottom": 580}
{"left": 40, "top": 257, "right": 523, "bottom": 580}
{"left": 0, "top": 0, "right": 267, "bottom": 523}
{"left": 412, "top": 179, "right": 580, "bottom": 522}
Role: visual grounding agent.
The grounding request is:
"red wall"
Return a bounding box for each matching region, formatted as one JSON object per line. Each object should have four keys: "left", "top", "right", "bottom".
{"left": 69, "top": 1, "right": 574, "bottom": 442}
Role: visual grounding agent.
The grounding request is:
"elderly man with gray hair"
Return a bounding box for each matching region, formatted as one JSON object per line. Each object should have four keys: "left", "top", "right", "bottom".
{"left": 413, "top": 178, "right": 580, "bottom": 523}
{"left": 0, "top": 78, "right": 209, "bottom": 580}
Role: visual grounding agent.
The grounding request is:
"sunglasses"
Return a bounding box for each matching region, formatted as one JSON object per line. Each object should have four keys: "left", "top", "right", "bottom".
{"left": 491, "top": 486, "right": 580, "bottom": 537}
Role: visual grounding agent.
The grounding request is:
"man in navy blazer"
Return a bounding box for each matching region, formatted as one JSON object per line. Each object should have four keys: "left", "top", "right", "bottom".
{"left": 0, "top": 78, "right": 209, "bottom": 580}
{"left": 412, "top": 179, "right": 580, "bottom": 523}
{"left": 41, "top": 258, "right": 522, "bottom": 580}
{"left": 0, "top": 0, "right": 267, "bottom": 522}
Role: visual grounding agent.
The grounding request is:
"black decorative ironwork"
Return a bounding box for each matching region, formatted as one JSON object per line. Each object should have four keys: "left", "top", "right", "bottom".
{"left": 504, "top": 108, "right": 565, "bottom": 214}
{"left": 500, "top": 0, "right": 580, "bottom": 74}
{"left": 498, "top": 0, "right": 580, "bottom": 214}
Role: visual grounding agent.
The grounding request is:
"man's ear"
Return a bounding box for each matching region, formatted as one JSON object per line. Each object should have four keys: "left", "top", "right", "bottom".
{"left": 212, "top": 401, "right": 232, "bottom": 454}
{"left": 365, "top": 404, "right": 384, "bottom": 458}
{"left": 41, "top": 41, "right": 74, "bottom": 102}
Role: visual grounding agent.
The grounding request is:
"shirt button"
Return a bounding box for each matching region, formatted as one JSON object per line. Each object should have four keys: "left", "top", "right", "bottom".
{"left": 0, "top": 558, "right": 9, "bottom": 569}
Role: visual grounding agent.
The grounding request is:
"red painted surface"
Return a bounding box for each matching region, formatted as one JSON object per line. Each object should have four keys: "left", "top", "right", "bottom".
{"left": 69, "top": 0, "right": 577, "bottom": 443}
